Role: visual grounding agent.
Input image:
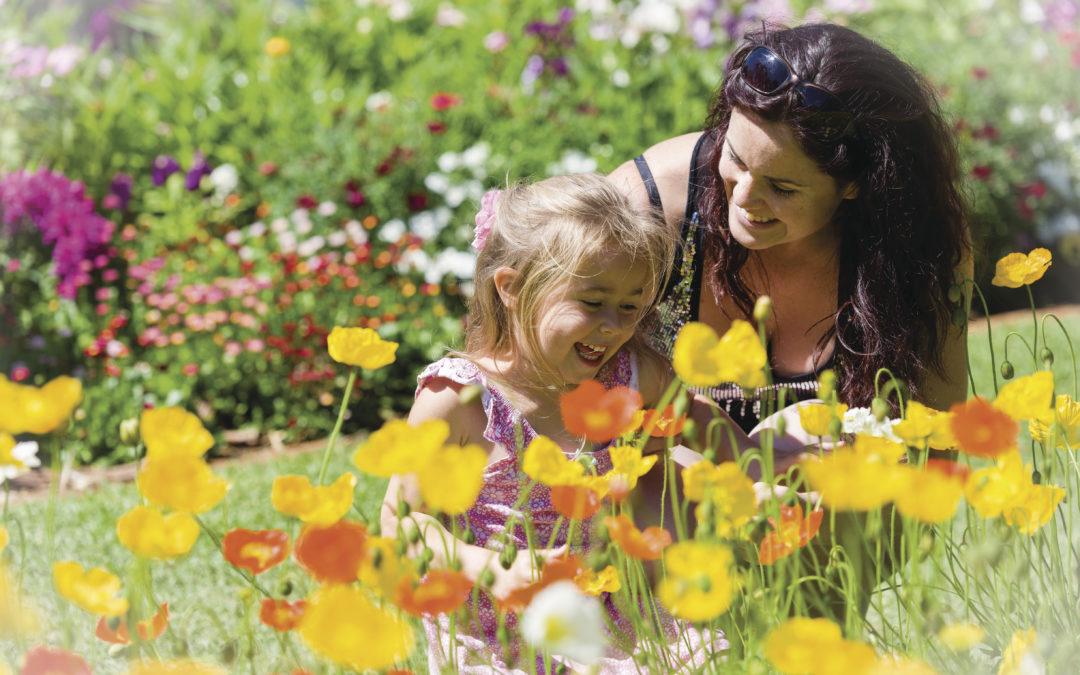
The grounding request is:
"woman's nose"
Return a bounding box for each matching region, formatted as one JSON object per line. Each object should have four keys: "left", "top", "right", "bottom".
{"left": 730, "top": 173, "right": 760, "bottom": 206}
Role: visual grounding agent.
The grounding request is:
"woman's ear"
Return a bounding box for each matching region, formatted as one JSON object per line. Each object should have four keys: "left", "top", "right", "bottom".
{"left": 493, "top": 267, "right": 519, "bottom": 310}
{"left": 841, "top": 181, "right": 859, "bottom": 200}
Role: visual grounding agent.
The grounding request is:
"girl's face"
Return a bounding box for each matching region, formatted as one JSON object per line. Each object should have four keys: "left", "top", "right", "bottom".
{"left": 718, "top": 107, "right": 857, "bottom": 252}
{"left": 532, "top": 251, "right": 651, "bottom": 387}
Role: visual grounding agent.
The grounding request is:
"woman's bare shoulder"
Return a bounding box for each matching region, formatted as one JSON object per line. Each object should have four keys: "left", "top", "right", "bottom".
{"left": 608, "top": 132, "right": 706, "bottom": 228}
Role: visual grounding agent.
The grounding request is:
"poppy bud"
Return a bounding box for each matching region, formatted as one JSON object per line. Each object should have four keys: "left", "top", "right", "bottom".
{"left": 817, "top": 370, "right": 837, "bottom": 399}
{"left": 673, "top": 392, "right": 690, "bottom": 418}
{"left": 1032, "top": 470, "right": 1041, "bottom": 485}
{"left": 449, "top": 557, "right": 462, "bottom": 571}
{"left": 419, "top": 547, "right": 434, "bottom": 563}
{"left": 463, "top": 528, "right": 477, "bottom": 545}
{"left": 871, "top": 397, "right": 890, "bottom": 422}
{"left": 221, "top": 641, "right": 238, "bottom": 664}
{"left": 280, "top": 578, "right": 294, "bottom": 596}
{"left": 118, "top": 418, "right": 140, "bottom": 447}
{"left": 947, "top": 284, "right": 963, "bottom": 304}
{"left": 417, "top": 559, "right": 429, "bottom": 576}
{"left": 499, "top": 546, "right": 518, "bottom": 570}
{"left": 951, "top": 306, "right": 967, "bottom": 327}
{"left": 753, "top": 295, "right": 773, "bottom": 324}
{"left": 479, "top": 568, "right": 496, "bottom": 588}
{"left": 397, "top": 500, "right": 411, "bottom": 518}
{"left": 1040, "top": 348, "right": 1054, "bottom": 367}
{"left": 406, "top": 526, "right": 421, "bottom": 545}
{"left": 371, "top": 548, "right": 383, "bottom": 569}
{"left": 774, "top": 415, "right": 787, "bottom": 437}
{"left": 828, "top": 418, "right": 843, "bottom": 438}
{"left": 1000, "top": 360, "right": 1015, "bottom": 380}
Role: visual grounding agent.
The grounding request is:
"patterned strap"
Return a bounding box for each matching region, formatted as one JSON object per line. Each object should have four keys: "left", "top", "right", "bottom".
{"left": 633, "top": 154, "right": 664, "bottom": 213}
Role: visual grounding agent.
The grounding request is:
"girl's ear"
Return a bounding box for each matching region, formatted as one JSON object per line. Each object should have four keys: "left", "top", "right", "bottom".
{"left": 493, "top": 267, "right": 519, "bottom": 310}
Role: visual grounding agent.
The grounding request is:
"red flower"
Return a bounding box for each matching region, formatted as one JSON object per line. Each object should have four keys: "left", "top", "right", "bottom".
{"left": 394, "top": 569, "right": 473, "bottom": 617}
{"left": 604, "top": 513, "right": 671, "bottom": 561}
{"left": 20, "top": 646, "right": 91, "bottom": 675}
{"left": 259, "top": 161, "right": 278, "bottom": 176}
{"left": 222, "top": 528, "right": 291, "bottom": 575}
{"left": 971, "top": 165, "right": 992, "bottom": 180}
{"left": 95, "top": 603, "right": 170, "bottom": 644}
{"left": 637, "top": 405, "right": 686, "bottom": 438}
{"left": 429, "top": 92, "right": 462, "bottom": 110}
{"left": 949, "top": 396, "right": 1019, "bottom": 458}
{"left": 295, "top": 194, "right": 318, "bottom": 209}
{"left": 406, "top": 192, "right": 428, "bottom": 212}
{"left": 758, "top": 505, "right": 824, "bottom": 565}
{"left": 550, "top": 484, "right": 602, "bottom": 520}
{"left": 293, "top": 520, "right": 368, "bottom": 583}
{"left": 972, "top": 67, "right": 989, "bottom": 80}
{"left": 560, "top": 380, "right": 642, "bottom": 443}
{"left": 427, "top": 121, "right": 447, "bottom": 134}
{"left": 1020, "top": 181, "right": 1048, "bottom": 199}
{"left": 500, "top": 555, "right": 585, "bottom": 613}
{"left": 260, "top": 598, "right": 307, "bottom": 631}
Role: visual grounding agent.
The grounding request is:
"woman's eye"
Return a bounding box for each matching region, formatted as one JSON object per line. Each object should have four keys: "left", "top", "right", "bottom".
{"left": 771, "top": 183, "right": 796, "bottom": 196}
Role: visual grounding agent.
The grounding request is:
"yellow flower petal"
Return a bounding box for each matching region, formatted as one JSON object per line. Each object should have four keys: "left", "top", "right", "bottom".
{"left": 327, "top": 326, "right": 398, "bottom": 369}
{"left": 1003, "top": 483, "right": 1064, "bottom": 535}
{"left": 116, "top": 506, "right": 200, "bottom": 560}
{"left": 140, "top": 407, "right": 214, "bottom": 458}
{"left": 991, "top": 248, "right": 1051, "bottom": 288}
{"left": 656, "top": 541, "right": 735, "bottom": 622}
{"left": 672, "top": 321, "right": 766, "bottom": 389}
{"left": 998, "top": 628, "right": 1038, "bottom": 675}
{"left": 607, "top": 444, "right": 658, "bottom": 491}
{"left": 893, "top": 466, "right": 964, "bottom": 524}
{"left": 264, "top": 37, "right": 291, "bottom": 57}
{"left": 353, "top": 418, "right": 447, "bottom": 477}
{"left": 52, "top": 560, "right": 128, "bottom": 617}
{"left": 763, "top": 617, "right": 845, "bottom": 673}
{"left": 124, "top": 661, "right": 227, "bottom": 675}
{"left": 523, "top": 435, "right": 585, "bottom": 487}
{"left": 575, "top": 566, "right": 621, "bottom": 595}
{"left": 937, "top": 622, "right": 985, "bottom": 651}
{"left": 417, "top": 444, "right": 486, "bottom": 515}
{"left": 0, "top": 376, "right": 82, "bottom": 435}
{"left": 994, "top": 372, "right": 1055, "bottom": 422}
{"left": 895, "top": 401, "right": 956, "bottom": 449}
{"left": 964, "top": 453, "right": 1029, "bottom": 520}
{"left": 852, "top": 434, "right": 907, "bottom": 463}
{"left": 682, "top": 461, "right": 756, "bottom": 538}
{"left": 271, "top": 473, "right": 357, "bottom": 524}
{"left": 802, "top": 450, "right": 905, "bottom": 511}
{"left": 299, "top": 585, "right": 414, "bottom": 670}
{"left": 798, "top": 402, "right": 849, "bottom": 437}
{"left": 137, "top": 456, "right": 229, "bottom": 514}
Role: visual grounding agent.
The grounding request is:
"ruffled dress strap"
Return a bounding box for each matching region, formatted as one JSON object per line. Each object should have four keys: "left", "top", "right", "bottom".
{"left": 416, "top": 357, "right": 520, "bottom": 455}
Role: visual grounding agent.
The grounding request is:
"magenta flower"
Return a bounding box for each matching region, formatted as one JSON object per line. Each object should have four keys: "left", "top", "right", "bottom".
{"left": 152, "top": 155, "right": 180, "bottom": 186}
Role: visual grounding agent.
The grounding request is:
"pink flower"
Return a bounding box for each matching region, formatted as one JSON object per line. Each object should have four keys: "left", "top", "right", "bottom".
{"left": 429, "top": 92, "right": 462, "bottom": 111}
{"left": 471, "top": 189, "right": 503, "bottom": 252}
{"left": 484, "top": 31, "right": 510, "bottom": 53}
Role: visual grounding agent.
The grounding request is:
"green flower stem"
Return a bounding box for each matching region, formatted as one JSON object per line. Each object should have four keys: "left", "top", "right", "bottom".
{"left": 969, "top": 280, "right": 1000, "bottom": 396}
{"left": 2, "top": 477, "right": 9, "bottom": 522}
{"left": 1040, "top": 313, "right": 1079, "bottom": 399}
{"left": 1027, "top": 284, "right": 1039, "bottom": 363}
{"left": 317, "top": 368, "right": 357, "bottom": 486}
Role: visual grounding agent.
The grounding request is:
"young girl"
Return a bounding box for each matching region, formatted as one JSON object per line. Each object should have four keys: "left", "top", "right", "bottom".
{"left": 382, "top": 173, "right": 744, "bottom": 673}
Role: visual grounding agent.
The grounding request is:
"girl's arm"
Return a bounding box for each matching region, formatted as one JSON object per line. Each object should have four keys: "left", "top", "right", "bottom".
{"left": 380, "top": 381, "right": 564, "bottom": 600}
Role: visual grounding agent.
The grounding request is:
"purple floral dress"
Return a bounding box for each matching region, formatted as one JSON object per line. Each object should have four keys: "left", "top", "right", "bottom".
{"left": 416, "top": 351, "right": 725, "bottom": 674}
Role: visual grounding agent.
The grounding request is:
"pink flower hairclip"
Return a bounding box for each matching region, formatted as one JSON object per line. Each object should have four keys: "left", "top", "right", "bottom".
{"left": 471, "top": 189, "right": 503, "bottom": 252}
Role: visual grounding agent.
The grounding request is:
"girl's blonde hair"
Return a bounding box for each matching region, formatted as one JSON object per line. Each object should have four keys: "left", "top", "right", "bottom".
{"left": 462, "top": 172, "right": 676, "bottom": 387}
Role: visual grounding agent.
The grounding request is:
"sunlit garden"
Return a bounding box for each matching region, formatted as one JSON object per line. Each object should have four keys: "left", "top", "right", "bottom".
{"left": 3, "top": 0, "right": 1080, "bottom": 673}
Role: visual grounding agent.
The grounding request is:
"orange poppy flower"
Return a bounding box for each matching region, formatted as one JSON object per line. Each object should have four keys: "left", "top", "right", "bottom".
{"left": 758, "top": 505, "right": 824, "bottom": 565}
{"left": 634, "top": 405, "right": 686, "bottom": 438}
{"left": 260, "top": 598, "right": 307, "bottom": 631}
{"left": 924, "top": 459, "right": 971, "bottom": 482}
{"left": 222, "top": 528, "right": 290, "bottom": 575}
{"left": 560, "top": 380, "right": 642, "bottom": 443}
{"left": 499, "top": 555, "right": 585, "bottom": 613}
{"left": 19, "top": 646, "right": 91, "bottom": 675}
{"left": 550, "top": 484, "right": 602, "bottom": 520}
{"left": 949, "top": 396, "right": 1019, "bottom": 458}
{"left": 604, "top": 513, "right": 671, "bottom": 561}
{"left": 394, "top": 569, "right": 473, "bottom": 617}
{"left": 95, "top": 603, "right": 170, "bottom": 645}
{"left": 293, "top": 520, "right": 368, "bottom": 584}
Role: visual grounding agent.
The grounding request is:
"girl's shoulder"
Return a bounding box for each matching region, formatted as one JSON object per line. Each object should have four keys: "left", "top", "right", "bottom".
{"left": 411, "top": 357, "right": 492, "bottom": 449}
{"left": 416, "top": 356, "right": 487, "bottom": 395}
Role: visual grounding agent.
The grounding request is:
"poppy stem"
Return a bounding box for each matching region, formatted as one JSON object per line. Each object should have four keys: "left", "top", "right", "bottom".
{"left": 317, "top": 368, "right": 358, "bottom": 486}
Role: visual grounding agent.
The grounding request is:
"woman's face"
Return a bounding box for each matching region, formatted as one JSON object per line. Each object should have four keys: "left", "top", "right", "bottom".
{"left": 718, "top": 107, "right": 856, "bottom": 252}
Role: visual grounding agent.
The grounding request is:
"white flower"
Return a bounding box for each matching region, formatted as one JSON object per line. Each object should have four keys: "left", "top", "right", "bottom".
{"left": 271, "top": 217, "right": 290, "bottom": 233}
{"left": 520, "top": 580, "right": 607, "bottom": 664}
{"left": 628, "top": 0, "right": 680, "bottom": 34}
{"left": 317, "top": 201, "right": 338, "bottom": 217}
{"left": 298, "top": 235, "right": 326, "bottom": 257}
{"left": 461, "top": 142, "right": 491, "bottom": 170}
{"left": 424, "top": 172, "right": 451, "bottom": 194}
{"left": 435, "top": 2, "right": 465, "bottom": 26}
{"left": 437, "top": 151, "right": 461, "bottom": 173}
{"left": 327, "top": 231, "right": 348, "bottom": 248}
{"left": 387, "top": 0, "right": 413, "bottom": 21}
{"left": 612, "top": 69, "right": 630, "bottom": 87}
{"left": 2, "top": 441, "right": 41, "bottom": 480}
{"left": 208, "top": 163, "right": 238, "bottom": 196}
{"left": 842, "top": 406, "right": 901, "bottom": 442}
{"left": 365, "top": 90, "right": 394, "bottom": 112}
{"left": 379, "top": 218, "right": 407, "bottom": 243}
{"left": 344, "top": 219, "right": 368, "bottom": 245}
{"left": 248, "top": 221, "right": 267, "bottom": 238}
{"left": 277, "top": 231, "right": 297, "bottom": 254}
{"left": 427, "top": 249, "right": 476, "bottom": 282}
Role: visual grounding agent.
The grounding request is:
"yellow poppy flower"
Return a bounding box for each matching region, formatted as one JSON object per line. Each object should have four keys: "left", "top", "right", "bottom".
{"left": 672, "top": 321, "right": 766, "bottom": 389}
{"left": 763, "top": 617, "right": 846, "bottom": 673}
{"left": 0, "top": 563, "right": 42, "bottom": 637}
{"left": 867, "top": 655, "right": 938, "bottom": 675}
{"left": 140, "top": 407, "right": 214, "bottom": 459}
{"left": 137, "top": 456, "right": 229, "bottom": 514}
{"left": 964, "top": 453, "right": 1029, "bottom": 520}
{"left": 522, "top": 435, "right": 585, "bottom": 487}
{"left": 0, "top": 525, "right": 7, "bottom": 553}
{"left": 264, "top": 37, "right": 291, "bottom": 57}
{"left": 801, "top": 450, "right": 905, "bottom": 511}
{"left": 998, "top": 628, "right": 1038, "bottom": 675}
{"left": 1029, "top": 394, "right": 1080, "bottom": 449}
{"left": 271, "top": 472, "right": 356, "bottom": 525}
{"left": 417, "top": 444, "right": 486, "bottom": 515}
{"left": 575, "top": 565, "right": 621, "bottom": 595}
{"left": 893, "top": 465, "right": 965, "bottom": 524}
{"left": 991, "top": 248, "right": 1051, "bottom": 288}
{"left": 0, "top": 375, "right": 82, "bottom": 435}
{"left": 993, "top": 371, "right": 1055, "bottom": 422}
{"left": 852, "top": 434, "right": 907, "bottom": 463}
{"left": 353, "top": 418, "right": 447, "bottom": 477}
{"left": 681, "top": 460, "right": 756, "bottom": 537}
{"left": 124, "top": 661, "right": 227, "bottom": 675}
{"left": 937, "top": 622, "right": 985, "bottom": 651}
{"left": 52, "top": 560, "right": 128, "bottom": 617}
{"left": 606, "top": 444, "right": 658, "bottom": 492}
{"left": 327, "top": 326, "right": 398, "bottom": 370}
{"left": 116, "top": 506, "right": 200, "bottom": 560}
{"left": 656, "top": 541, "right": 736, "bottom": 622}
{"left": 798, "top": 402, "right": 849, "bottom": 437}
{"left": 894, "top": 401, "right": 956, "bottom": 449}
{"left": 358, "top": 536, "right": 412, "bottom": 599}
{"left": 1003, "top": 483, "right": 1064, "bottom": 535}
{"left": 298, "top": 585, "right": 414, "bottom": 670}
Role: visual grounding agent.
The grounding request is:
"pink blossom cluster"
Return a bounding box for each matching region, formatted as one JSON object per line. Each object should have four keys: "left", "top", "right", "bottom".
{"left": 0, "top": 168, "right": 116, "bottom": 298}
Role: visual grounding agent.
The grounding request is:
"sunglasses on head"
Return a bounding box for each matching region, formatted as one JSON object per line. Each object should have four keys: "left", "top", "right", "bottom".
{"left": 739, "top": 46, "right": 856, "bottom": 142}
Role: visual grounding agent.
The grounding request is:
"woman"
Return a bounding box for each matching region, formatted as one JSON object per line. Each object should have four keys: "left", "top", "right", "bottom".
{"left": 610, "top": 23, "right": 971, "bottom": 432}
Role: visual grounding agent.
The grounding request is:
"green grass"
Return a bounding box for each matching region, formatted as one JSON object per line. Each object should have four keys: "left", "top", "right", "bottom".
{"left": 967, "top": 310, "right": 1080, "bottom": 401}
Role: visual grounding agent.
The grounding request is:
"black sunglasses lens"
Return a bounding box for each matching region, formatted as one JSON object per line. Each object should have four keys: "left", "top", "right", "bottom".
{"left": 795, "top": 85, "right": 854, "bottom": 140}
{"left": 796, "top": 84, "right": 845, "bottom": 113}
{"left": 742, "top": 47, "right": 791, "bottom": 94}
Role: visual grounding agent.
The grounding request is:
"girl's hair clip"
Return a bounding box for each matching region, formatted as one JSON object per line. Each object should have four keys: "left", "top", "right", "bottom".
{"left": 472, "top": 189, "right": 503, "bottom": 252}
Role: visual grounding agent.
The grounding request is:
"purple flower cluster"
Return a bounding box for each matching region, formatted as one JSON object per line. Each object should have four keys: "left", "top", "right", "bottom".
{"left": 151, "top": 152, "right": 212, "bottom": 191}
{"left": 0, "top": 168, "right": 116, "bottom": 298}
{"left": 522, "top": 7, "right": 575, "bottom": 89}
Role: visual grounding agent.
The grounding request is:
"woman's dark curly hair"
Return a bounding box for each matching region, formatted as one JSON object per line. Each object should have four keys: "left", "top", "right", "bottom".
{"left": 698, "top": 23, "right": 969, "bottom": 407}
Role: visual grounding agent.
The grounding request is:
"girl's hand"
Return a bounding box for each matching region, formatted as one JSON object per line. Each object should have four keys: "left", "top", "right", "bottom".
{"left": 488, "top": 544, "right": 568, "bottom": 601}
